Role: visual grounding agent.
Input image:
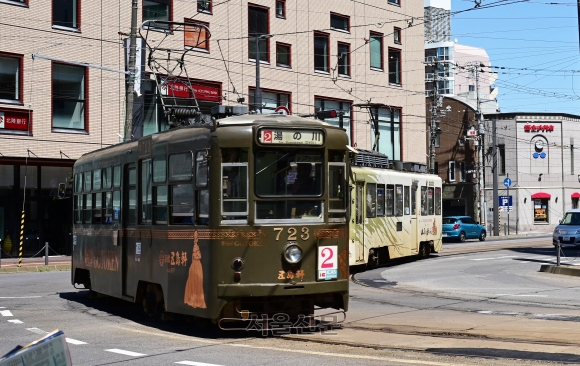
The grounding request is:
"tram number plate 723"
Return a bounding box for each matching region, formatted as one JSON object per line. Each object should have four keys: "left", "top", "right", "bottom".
{"left": 317, "top": 246, "right": 338, "bottom": 281}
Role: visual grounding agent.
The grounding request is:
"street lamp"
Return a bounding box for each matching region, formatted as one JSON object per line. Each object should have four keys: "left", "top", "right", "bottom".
{"left": 254, "top": 34, "right": 273, "bottom": 114}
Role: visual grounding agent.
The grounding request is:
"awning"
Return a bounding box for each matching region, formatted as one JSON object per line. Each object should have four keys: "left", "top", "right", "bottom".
{"left": 531, "top": 192, "right": 551, "bottom": 199}
{"left": 572, "top": 192, "right": 580, "bottom": 199}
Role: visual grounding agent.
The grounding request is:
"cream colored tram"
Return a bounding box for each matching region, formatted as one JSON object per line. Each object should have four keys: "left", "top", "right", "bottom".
{"left": 348, "top": 150, "right": 443, "bottom": 267}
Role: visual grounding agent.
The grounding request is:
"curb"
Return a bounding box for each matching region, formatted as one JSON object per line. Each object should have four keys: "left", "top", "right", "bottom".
{"left": 0, "top": 264, "right": 70, "bottom": 274}
{"left": 540, "top": 264, "right": 580, "bottom": 276}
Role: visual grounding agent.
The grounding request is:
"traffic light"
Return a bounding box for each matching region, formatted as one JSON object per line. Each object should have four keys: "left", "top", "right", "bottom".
{"left": 316, "top": 110, "right": 337, "bottom": 120}
{"left": 58, "top": 183, "right": 66, "bottom": 199}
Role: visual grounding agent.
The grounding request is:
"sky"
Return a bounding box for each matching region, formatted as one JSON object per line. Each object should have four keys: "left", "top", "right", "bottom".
{"left": 450, "top": 0, "right": 580, "bottom": 114}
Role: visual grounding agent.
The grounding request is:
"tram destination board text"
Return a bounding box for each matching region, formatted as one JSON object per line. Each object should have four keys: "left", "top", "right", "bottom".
{"left": 259, "top": 129, "right": 324, "bottom": 146}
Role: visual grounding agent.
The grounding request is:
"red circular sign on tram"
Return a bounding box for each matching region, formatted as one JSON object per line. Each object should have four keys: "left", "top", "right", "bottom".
{"left": 274, "top": 106, "right": 290, "bottom": 115}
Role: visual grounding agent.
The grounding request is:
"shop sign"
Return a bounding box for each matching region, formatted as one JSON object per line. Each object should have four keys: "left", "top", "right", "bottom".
{"left": 524, "top": 124, "right": 554, "bottom": 132}
{"left": 161, "top": 81, "right": 220, "bottom": 102}
{"left": 0, "top": 110, "right": 29, "bottom": 131}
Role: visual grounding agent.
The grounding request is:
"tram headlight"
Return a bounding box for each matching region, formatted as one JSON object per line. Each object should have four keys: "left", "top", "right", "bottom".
{"left": 284, "top": 244, "right": 303, "bottom": 264}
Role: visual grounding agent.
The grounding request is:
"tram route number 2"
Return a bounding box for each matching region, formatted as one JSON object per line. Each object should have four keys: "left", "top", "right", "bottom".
{"left": 318, "top": 246, "right": 338, "bottom": 281}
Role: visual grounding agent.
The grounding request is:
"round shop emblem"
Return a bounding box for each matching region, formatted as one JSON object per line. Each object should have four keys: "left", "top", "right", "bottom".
{"left": 159, "top": 250, "right": 165, "bottom": 266}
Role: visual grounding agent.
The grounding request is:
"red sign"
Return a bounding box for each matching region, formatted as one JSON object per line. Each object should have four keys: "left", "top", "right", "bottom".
{"left": 274, "top": 106, "right": 290, "bottom": 115}
{"left": 524, "top": 124, "right": 554, "bottom": 132}
{"left": 0, "top": 110, "right": 29, "bottom": 131}
{"left": 161, "top": 81, "right": 220, "bottom": 102}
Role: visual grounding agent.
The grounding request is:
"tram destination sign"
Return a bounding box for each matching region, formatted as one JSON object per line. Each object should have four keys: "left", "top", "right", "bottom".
{"left": 259, "top": 129, "right": 324, "bottom": 146}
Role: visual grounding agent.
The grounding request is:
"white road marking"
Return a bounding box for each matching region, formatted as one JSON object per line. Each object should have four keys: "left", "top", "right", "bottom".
{"left": 495, "top": 294, "right": 548, "bottom": 297}
{"left": 469, "top": 256, "right": 517, "bottom": 261}
{"left": 0, "top": 307, "right": 5, "bottom": 309}
{"left": 0, "top": 296, "right": 42, "bottom": 299}
{"left": 7, "top": 319, "right": 23, "bottom": 324}
{"left": 65, "top": 338, "right": 87, "bottom": 345}
{"left": 176, "top": 362, "right": 224, "bottom": 366}
{"left": 0, "top": 310, "right": 13, "bottom": 317}
{"left": 105, "top": 349, "right": 146, "bottom": 357}
{"left": 26, "top": 328, "right": 48, "bottom": 335}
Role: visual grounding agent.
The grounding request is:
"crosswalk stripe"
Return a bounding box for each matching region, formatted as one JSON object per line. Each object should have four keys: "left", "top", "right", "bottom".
{"left": 7, "top": 319, "right": 23, "bottom": 324}
{"left": 105, "top": 349, "right": 146, "bottom": 357}
{"left": 0, "top": 310, "right": 13, "bottom": 317}
{"left": 175, "top": 362, "right": 225, "bottom": 366}
{"left": 66, "top": 338, "right": 87, "bottom": 345}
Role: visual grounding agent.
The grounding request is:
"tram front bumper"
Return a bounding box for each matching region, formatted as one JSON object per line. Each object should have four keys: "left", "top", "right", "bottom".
{"left": 217, "top": 280, "right": 348, "bottom": 298}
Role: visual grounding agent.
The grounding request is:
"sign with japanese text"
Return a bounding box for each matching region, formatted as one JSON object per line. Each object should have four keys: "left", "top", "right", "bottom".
{"left": 160, "top": 81, "right": 220, "bottom": 102}
{"left": 0, "top": 110, "right": 29, "bottom": 131}
{"left": 259, "top": 129, "right": 324, "bottom": 146}
{"left": 523, "top": 124, "right": 554, "bottom": 132}
{"left": 317, "top": 246, "right": 338, "bottom": 281}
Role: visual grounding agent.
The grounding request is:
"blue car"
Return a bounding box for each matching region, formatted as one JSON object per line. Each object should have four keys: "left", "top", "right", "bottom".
{"left": 442, "top": 216, "right": 486, "bottom": 242}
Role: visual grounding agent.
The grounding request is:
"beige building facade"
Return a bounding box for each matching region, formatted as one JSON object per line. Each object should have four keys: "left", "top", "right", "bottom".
{"left": 0, "top": 0, "right": 426, "bottom": 254}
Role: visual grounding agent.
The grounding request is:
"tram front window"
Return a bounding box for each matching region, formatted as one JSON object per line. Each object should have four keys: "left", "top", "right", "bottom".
{"left": 255, "top": 150, "right": 324, "bottom": 221}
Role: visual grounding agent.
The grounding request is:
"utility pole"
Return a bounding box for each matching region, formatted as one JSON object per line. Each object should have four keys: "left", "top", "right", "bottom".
{"left": 492, "top": 116, "right": 499, "bottom": 236}
{"left": 475, "top": 64, "right": 486, "bottom": 225}
{"left": 124, "top": 0, "right": 139, "bottom": 141}
{"left": 428, "top": 58, "right": 442, "bottom": 174}
{"left": 254, "top": 34, "right": 273, "bottom": 114}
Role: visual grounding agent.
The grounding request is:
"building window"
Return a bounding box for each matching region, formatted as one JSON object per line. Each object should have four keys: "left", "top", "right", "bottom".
{"left": 53, "top": 0, "right": 78, "bottom": 29}
{"left": 499, "top": 143, "right": 506, "bottom": 176}
{"left": 249, "top": 88, "right": 290, "bottom": 114}
{"left": 315, "top": 97, "right": 351, "bottom": 142}
{"left": 248, "top": 5, "right": 269, "bottom": 62}
{"left": 373, "top": 107, "right": 401, "bottom": 161}
{"left": 469, "top": 85, "right": 475, "bottom": 92}
{"left": 314, "top": 32, "right": 330, "bottom": 73}
{"left": 276, "top": 42, "right": 291, "bottom": 67}
{"left": 0, "top": 54, "right": 22, "bottom": 103}
{"left": 184, "top": 20, "right": 209, "bottom": 51}
{"left": 197, "top": 0, "right": 211, "bottom": 13}
{"left": 337, "top": 42, "right": 350, "bottom": 77}
{"left": 459, "top": 162, "right": 465, "bottom": 182}
{"left": 533, "top": 199, "right": 549, "bottom": 223}
{"left": 389, "top": 0, "right": 400, "bottom": 5}
{"left": 275, "top": 0, "right": 285, "bottom": 18}
{"left": 388, "top": 48, "right": 401, "bottom": 85}
{"left": 448, "top": 161, "right": 456, "bottom": 182}
{"left": 52, "top": 63, "right": 86, "bottom": 131}
{"left": 369, "top": 32, "right": 383, "bottom": 70}
{"left": 330, "top": 13, "right": 349, "bottom": 32}
{"left": 394, "top": 27, "right": 401, "bottom": 44}
{"left": 143, "top": 0, "right": 171, "bottom": 30}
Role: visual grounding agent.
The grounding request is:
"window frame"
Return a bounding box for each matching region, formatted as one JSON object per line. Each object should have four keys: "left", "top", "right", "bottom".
{"left": 388, "top": 0, "right": 400, "bottom": 6}
{"left": 448, "top": 161, "right": 456, "bottom": 182}
{"left": 52, "top": 0, "right": 80, "bottom": 30}
{"left": 337, "top": 42, "right": 350, "bottom": 77}
{"left": 0, "top": 52, "right": 23, "bottom": 105}
{"left": 51, "top": 62, "right": 88, "bottom": 132}
{"left": 369, "top": 31, "right": 383, "bottom": 71}
{"left": 142, "top": 0, "right": 172, "bottom": 31}
{"left": 248, "top": 3, "right": 270, "bottom": 63}
{"left": 275, "top": 0, "right": 285, "bottom": 18}
{"left": 184, "top": 19, "right": 210, "bottom": 52}
{"left": 533, "top": 198, "right": 549, "bottom": 223}
{"left": 314, "top": 31, "right": 330, "bottom": 74}
{"left": 197, "top": 0, "right": 212, "bottom": 13}
{"left": 330, "top": 12, "right": 350, "bottom": 33}
{"left": 459, "top": 162, "right": 465, "bottom": 182}
{"left": 249, "top": 87, "right": 292, "bottom": 114}
{"left": 394, "top": 27, "right": 402, "bottom": 44}
{"left": 2, "top": 0, "right": 28, "bottom": 7}
{"left": 276, "top": 42, "right": 291, "bottom": 68}
{"left": 388, "top": 47, "right": 402, "bottom": 85}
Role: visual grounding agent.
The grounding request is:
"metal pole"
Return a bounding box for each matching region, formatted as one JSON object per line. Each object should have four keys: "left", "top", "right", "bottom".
{"left": 507, "top": 181, "right": 510, "bottom": 235}
{"left": 45, "top": 242, "right": 48, "bottom": 266}
{"left": 255, "top": 36, "right": 262, "bottom": 114}
{"left": 476, "top": 66, "right": 486, "bottom": 226}
{"left": 123, "top": 0, "right": 139, "bottom": 141}
{"left": 429, "top": 59, "right": 438, "bottom": 174}
{"left": 492, "top": 117, "right": 499, "bottom": 236}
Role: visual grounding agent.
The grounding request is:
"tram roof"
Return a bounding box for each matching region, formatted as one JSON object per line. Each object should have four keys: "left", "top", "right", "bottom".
{"left": 216, "top": 114, "right": 333, "bottom": 127}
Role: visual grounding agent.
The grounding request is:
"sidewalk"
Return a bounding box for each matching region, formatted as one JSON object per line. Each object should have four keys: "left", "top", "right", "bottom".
{"left": 0, "top": 255, "right": 71, "bottom": 274}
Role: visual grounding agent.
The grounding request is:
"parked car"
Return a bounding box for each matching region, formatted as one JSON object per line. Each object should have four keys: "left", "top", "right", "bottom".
{"left": 553, "top": 209, "right": 580, "bottom": 248}
{"left": 442, "top": 216, "right": 486, "bottom": 242}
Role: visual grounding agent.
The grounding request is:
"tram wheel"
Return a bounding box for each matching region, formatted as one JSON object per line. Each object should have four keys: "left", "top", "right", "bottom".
{"left": 367, "top": 249, "right": 379, "bottom": 269}
{"left": 418, "top": 243, "right": 431, "bottom": 259}
{"left": 142, "top": 284, "right": 165, "bottom": 319}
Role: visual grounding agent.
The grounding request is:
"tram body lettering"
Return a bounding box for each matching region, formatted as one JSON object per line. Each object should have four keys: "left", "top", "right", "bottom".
{"left": 84, "top": 249, "right": 119, "bottom": 271}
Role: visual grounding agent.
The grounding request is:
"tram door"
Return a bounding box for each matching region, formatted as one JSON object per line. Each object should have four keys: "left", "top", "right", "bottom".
{"left": 411, "top": 184, "right": 418, "bottom": 251}
{"left": 355, "top": 182, "right": 365, "bottom": 262}
{"left": 122, "top": 164, "right": 137, "bottom": 298}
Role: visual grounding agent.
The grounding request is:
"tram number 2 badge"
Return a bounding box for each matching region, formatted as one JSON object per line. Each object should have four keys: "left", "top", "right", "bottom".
{"left": 317, "top": 246, "right": 338, "bottom": 281}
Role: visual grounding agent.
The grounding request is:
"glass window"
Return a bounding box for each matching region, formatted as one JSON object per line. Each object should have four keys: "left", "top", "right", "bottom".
{"left": 198, "top": 190, "right": 209, "bottom": 224}
{"left": 74, "top": 173, "right": 82, "bottom": 193}
{"left": 196, "top": 151, "right": 208, "bottom": 188}
{"left": 330, "top": 13, "right": 349, "bottom": 32}
{"left": 395, "top": 184, "right": 403, "bottom": 216}
{"left": 222, "top": 164, "right": 248, "bottom": 216}
{"left": 315, "top": 98, "right": 351, "bottom": 142}
{"left": 153, "top": 156, "right": 166, "bottom": 183}
{"left": 102, "top": 167, "right": 112, "bottom": 189}
{"left": 248, "top": 5, "right": 269, "bottom": 61}
{"left": 104, "top": 191, "right": 113, "bottom": 224}
{"left": 276, "top": 0, "right": 285, "bottom": 18}
{"left": 394, "top": 27, "right": 401, "bottom": 44}
{"left": 113, "top": 190, "right": 121, "bottom": 222}
{"left": 197, "top": 0, "right": 211, "bottom": 12}
{"left": 411, "top": 185, "right": 416, "bottom": 215}
{"left": 254, "top": 150, "right": 323, "bottom": 197}
{"left": 366, "top": 183, "right": 376, "bottom": 218}
{"left": 83, "top": 171, "right": 91, "bottom": 192}
{"left": 53, "top": 0, "right": 78, "bottom": 28}
{"left": 74, "top": 195, "right": 82, "bottom": 223}
{"left": 249, "top": 89, "right": 290, "bottom": 114}
{"left": 386, "top": 184, "right": 394, "bottom": 216}
{"left": 83, "top": 194, "right": 92, "bottom": 223}
{"left": 534, "top": 199, "right": 549, "bottom": 223}
{"left": 428, "top": 187, "right": 434, "bottom": 215}
{"left": 93, "top": 169, "right": 101, "bottom": 191}
{"left": 154, "top": 186, "right": 168, "bottom": 224}
{"left": 113, "top": 166, "right": 121, "bottom": 187}
{"left": 127, "top": 188, "right": 137, "bottom": 225}
{"left": 52, "top": 63, "right": 86, "bottom": 130}
{"left": 377, "top": 184, "right": 385, "bottom": 216}
{"left": 0, "top": 55, "right": 21, "bottom": 101}
{"left": 404, "top": 186, "right": 410, "bottom": 215}
{"left": 449, "top": 161, "right": 456, "bottom": 182}
{"left": 143, "top": 0, "right": 171, "bottom": 30}
{"left": 93, "top": 192, "right": 102, "bottom": 224}
{"left": 388, "top": 48, "right": 401, "bottom": 84}
{"left": 129, "top": 167, "right": 137, "bottom": 185}
{"left": 337, "top": 43, "right": 350, "bottom": 76}
{"left": 374, "top": 107, "right": 401, "bottom": 161}
{"left": 185, "top": 20, "right": 209, "bottom": 51}
{"left": 276, "top": 43, "right": 291, "bottom": 67}
{"left": 370, "top": 32, "right": 383, "bottom": 70}
{"left": 169, "top": 152, "right": 192, "bottom": 181}
{"left": 141, "top": 160, "right": 152, "bottom": 224}
{"left": 314, "top": 33, "right": 330, "bottom": 73}
{"left": 389, "top": 0, "right": 400, "bottom": 5}
{"left": 171, "top": 184, "right": 194, "bottom": 224}
{"left": 328, "top": 163, "right": 346, "bottom": 212}
{"left": 421, "top": 186, "right": 427, "bottom": 215}
{"left": 560, "top": 211, "right": 580, "bottom": 225}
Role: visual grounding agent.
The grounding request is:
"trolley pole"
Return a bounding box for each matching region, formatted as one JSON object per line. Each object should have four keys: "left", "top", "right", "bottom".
{"left": 123, "top": 0, "right": 139, "bottom": 141}
{"left": 492, "top": 117, "right": 499, "bottom": 236}
{"left": 428, "top": 59, "right": 441, "bottom": 174}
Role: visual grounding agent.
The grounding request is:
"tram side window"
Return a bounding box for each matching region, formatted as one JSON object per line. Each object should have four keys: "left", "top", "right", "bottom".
{"left": 386, "top": 184, "right": 394, "bottom": 216}
{"left": 93, "top": 192, "right": 102, "bottom": 224}
{"left": 196, "top": 151, "right": 208, "bottom": 188}
{"left": 411, "top": 186, "right": 417, "bottom": 215}
{"left": 84, "top": 194, "right": 92, "bottom": 223}
{"left": 366, "top": 183, "right": 377, "bottom": 218}
{"left": 102, "top": 167, "right": 112, "bottom": 189}
{"left": 435, "top": 187, "right": 441, "bottom": 215}
{"left": 377, "top": 184, "right": 385, "bottom": 216}
{"left": 404, "top": 186, "right": 410, "bottom": 215}
{"left": 198, "top": 190, "right": 209, "bottom": 225}
{"left": 141, "top": 160, "right": 152, "bottom": 224}
{"left": 74, "top": 195, "right": 82, "bottom": 223}
{"left": 103, "top": 191, "right": 113, "bottom": 224}
{"left": 84, "top": 171, "right": 92, "bottom": 192}
{"left": 154, "top": 186, "right": 168, "bottom": 224}
{"left": 428, "top": 187, "right": 435, "bottom": 215}
{"left": 395, "top": 184, "right": 403, "bottom": 216}
{"left": 171, "top": 184, "right": 194, "bottom": 224}
{"left": 222, "top": 164, "right": 248, "bottom": 221}
{"left": 113, "top": 191, "right": 120, "bottom": 223}
{"left": 127, "top": 167, "right": 137, "bottom": 226}
{"left": 113, "top": 166, "right": 121, "bottom": 188}
{"left": 328, "top": 163, "right": 347, "bottom": 212}
{"left": 421, "top": 186, "right": 428, "bottom": 215}
{"left": 93, "top": 169, "right": 101, "bottom": 191}
{"left": 74, "top": 173, "right": 82, "bottom": 193}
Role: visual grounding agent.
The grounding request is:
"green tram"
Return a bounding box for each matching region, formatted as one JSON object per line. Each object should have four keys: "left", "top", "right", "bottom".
{"left": 348, "top": 150, "right": 443, "bottom": 267}
{"left": 71, "top": 114, "right": 350, "bottom": 327}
